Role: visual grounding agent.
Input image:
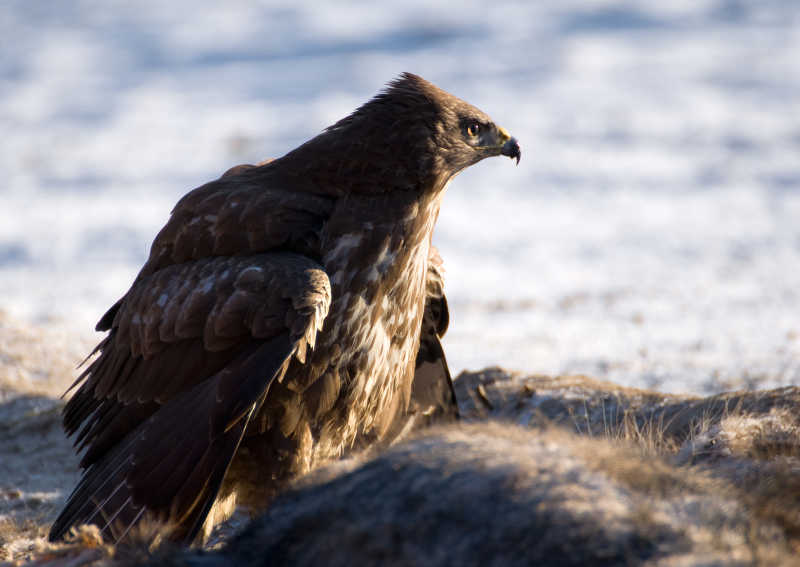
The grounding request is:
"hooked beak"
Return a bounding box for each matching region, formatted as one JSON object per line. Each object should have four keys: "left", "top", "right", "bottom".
{"left": 497, "top": 126, "right": 521, "bottom": 165}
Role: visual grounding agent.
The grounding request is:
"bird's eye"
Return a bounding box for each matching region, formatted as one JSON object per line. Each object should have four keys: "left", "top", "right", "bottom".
{"left": 466, "top": 122, "right": 480, "bottom": 137}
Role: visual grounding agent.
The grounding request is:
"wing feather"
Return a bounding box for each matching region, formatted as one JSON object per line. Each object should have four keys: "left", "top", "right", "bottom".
{"left": 140, "top": 168, "right": 334, "bottom": 277}
{"left": 408, "top": 252, "right": 459, "bottom": 425}
{"left": 71, "top": 254, "right": 327, "bottom": 409}
{"left": 50, "top": 252, "right": 331, "bottom": 543}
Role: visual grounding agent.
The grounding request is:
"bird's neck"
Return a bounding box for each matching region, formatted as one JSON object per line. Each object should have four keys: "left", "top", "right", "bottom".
{"left": 276, "top": 128, "right": 444, "bottom": 197}
{"left": 321, "top": 188, "right": 445, "bottom": 295}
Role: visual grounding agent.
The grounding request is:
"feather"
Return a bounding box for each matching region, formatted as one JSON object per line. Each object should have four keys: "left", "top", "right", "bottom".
{"left": 52, "top": 73, "right": 518, "bottom": 543}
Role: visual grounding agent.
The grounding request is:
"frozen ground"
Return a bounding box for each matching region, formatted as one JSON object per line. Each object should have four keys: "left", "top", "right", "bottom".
{"left": 1, "top": 0, "right": 799, "bottom": 394}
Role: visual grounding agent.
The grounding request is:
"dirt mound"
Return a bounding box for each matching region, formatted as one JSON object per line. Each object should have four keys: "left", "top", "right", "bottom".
{"left": 3, "top": 321, "right": 799, "bottom": 565}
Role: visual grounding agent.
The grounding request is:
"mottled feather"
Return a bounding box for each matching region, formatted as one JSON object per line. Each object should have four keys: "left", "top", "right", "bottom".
{"left": 50, "top": 73, "right": 519, "bottom": 544}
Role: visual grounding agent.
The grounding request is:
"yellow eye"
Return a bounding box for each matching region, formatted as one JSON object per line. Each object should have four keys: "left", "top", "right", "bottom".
{"left": 467, "top": 123, "right": 480, "bottom": 137}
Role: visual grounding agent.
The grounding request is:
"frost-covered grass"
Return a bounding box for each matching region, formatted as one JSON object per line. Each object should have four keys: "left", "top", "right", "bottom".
{"left": 2, "top": 1, "right": 799, "bottom": 394}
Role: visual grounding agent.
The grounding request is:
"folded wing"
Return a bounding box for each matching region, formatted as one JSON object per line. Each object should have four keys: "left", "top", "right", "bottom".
{"left": 49, "top": 252, "right": 330, "bottom": 543}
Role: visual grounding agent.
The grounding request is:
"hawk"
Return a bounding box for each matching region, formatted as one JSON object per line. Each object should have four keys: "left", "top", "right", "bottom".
{"left": 49, "top": 73, "right": 521, "bottom": 544}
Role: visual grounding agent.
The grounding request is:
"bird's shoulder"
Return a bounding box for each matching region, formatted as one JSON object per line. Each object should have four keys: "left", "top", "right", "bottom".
{"left": 140, "top": 160, "right": 336, "bottom": 277}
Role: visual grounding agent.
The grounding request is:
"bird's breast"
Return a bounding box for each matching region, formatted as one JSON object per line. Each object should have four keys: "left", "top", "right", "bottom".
{"left": 308, "top": 194, "right": 442, "bottom": 456}
{"left": 324, "top": 232, "right": 429, "bottom": 399}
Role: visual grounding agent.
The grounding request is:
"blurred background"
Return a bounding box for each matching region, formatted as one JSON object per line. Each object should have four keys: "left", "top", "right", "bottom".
{"left": 1, "top": 0, "right": 799, "bottom": 394}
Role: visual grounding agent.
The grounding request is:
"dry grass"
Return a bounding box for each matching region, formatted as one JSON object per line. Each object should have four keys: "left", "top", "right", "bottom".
{"left": 594, "top": 405, "right": 800, "bottom": 556}
{"left": 114, "top": 424, "right": 799, "bottom": 566}
{"left": 0, "top": 310, "right": 92, "bottom": 398}
{"left": 0, "top": 517, "right": 47, "bottom": 562}
{"left": 455, "top": 368, "right": 800, "bottom": 559}
{"left": 3, "top": 323, "right": 800, "bottom": 565}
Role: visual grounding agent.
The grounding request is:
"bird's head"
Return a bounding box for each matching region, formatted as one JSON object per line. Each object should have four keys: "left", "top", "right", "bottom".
{"left": 283, "top": 73, "right": 520, "bottom": 195}
{"left": 451, "top": 110, "right": 522, "bottom": 168}
{"left": 371, "top": 72, "right": 521, "bottom": 184}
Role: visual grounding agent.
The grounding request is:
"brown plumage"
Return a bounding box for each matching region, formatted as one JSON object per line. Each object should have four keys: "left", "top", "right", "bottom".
{"left": 49, "top": 73, "right": 521, "bottom": 544}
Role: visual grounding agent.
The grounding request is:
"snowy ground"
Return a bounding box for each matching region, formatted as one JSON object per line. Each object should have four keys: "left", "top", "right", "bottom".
{"left": 2, "top": 0, "right": 799, "bottom": 394}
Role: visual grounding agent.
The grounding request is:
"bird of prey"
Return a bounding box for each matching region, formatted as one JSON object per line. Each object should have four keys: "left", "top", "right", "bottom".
{"left": 49, "top": 73, "right": 521, "bottom": 544}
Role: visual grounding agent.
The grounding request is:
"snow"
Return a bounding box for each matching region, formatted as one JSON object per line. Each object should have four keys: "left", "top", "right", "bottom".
{"left": 2, "top": 0, "right": 799, "bottom": 394}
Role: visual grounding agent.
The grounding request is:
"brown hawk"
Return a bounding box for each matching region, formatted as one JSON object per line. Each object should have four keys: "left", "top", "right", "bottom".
{"left": 49, "top": 73, "right": 520, "bottom": 543}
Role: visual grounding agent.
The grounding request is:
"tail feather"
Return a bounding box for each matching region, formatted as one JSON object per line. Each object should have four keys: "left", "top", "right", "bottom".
{"left": 49, "top": 336, "right": 294, "bottom": 544}
{"left": 49, "top": 391, "right": 251, "bottom": 543}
